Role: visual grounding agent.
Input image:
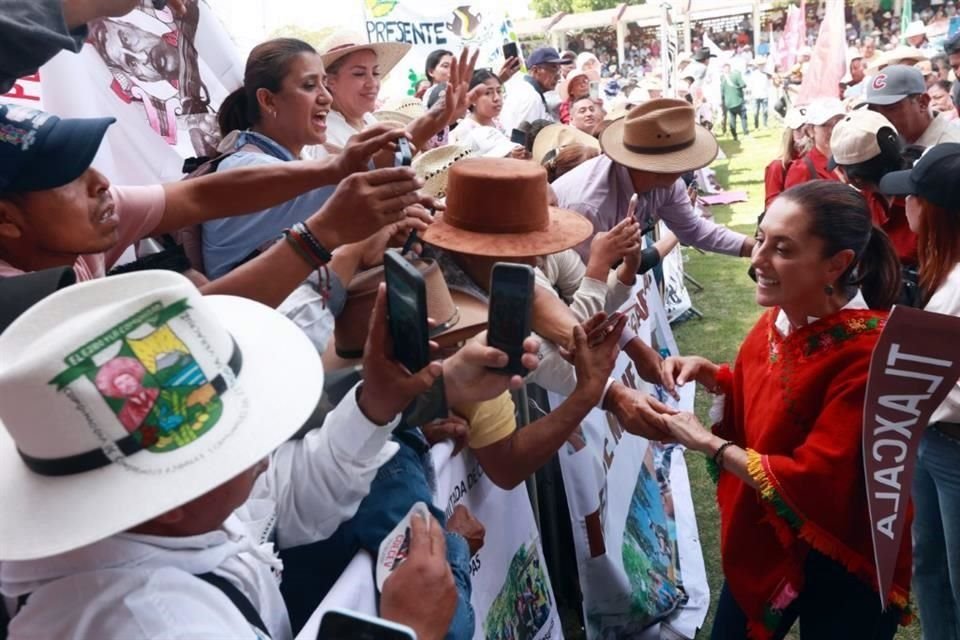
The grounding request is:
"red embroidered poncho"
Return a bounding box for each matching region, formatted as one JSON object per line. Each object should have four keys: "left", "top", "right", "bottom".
{"left": 712, "top": 308, "right": 912, "bottom": 639}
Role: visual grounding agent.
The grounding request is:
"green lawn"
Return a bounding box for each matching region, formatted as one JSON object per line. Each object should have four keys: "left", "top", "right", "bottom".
{"left": 671, "top": 127, "right": 922, "bottom": 639}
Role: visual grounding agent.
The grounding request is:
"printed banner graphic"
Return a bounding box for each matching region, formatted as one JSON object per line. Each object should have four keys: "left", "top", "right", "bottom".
{"left": 863, "top": 305, "right": 960, "bottom": 607}
{"left": 549, "top": 275, "right": 707, "bottom": 639}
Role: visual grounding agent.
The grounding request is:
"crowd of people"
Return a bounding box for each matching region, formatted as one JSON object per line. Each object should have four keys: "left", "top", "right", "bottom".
{"left": 1, "top": 0, "right": 960, "bottom": 639}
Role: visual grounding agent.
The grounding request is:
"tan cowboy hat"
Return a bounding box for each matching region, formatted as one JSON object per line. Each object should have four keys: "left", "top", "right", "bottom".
{"left": 532, "top": 123, "right": 600, "bottom": 164}
{"left": 600, "top": 98, "right": 718, "bottom": 174}
{"left": 319, "top": 30, "right": 411, "bottom": 76}
{"left": 867, "top": 46, "right": 927, "bottom": 73}
{"left": 334, "top": 258, "right": 488, "bottom": 358}
{"left": 411, "top": 145, "right": 474, "bottom": 199}
{"left": 372, "top": 97, "right": 427, "bottom": 126}
{"left": 422, "top": 158, "right": 593, "bottom": 257}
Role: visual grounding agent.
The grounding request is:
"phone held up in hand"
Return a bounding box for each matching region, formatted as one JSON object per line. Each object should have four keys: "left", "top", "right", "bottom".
{"left": 510, "top": 128, "right": 529, "bottom": 148}
{"left": 395, "top": 137, "right": 412, "bottom": 168}
{"left": 589, "top": 80, "right": 600, "bottom": 101}
{"left": 317, "top": 608, "right": 416, "bottom": 640}
{"left": 487, "top": 262, "right": 535, "bottom": 376}
{"left": 502, "top": 41, "right": 519, "bottom": 62}
{"left": 384, "top": 250, "right": 430, "bottom": 374}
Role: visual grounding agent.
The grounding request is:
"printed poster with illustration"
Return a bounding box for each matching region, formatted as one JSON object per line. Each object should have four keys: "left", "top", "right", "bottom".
{"left": 548, "top": 275, "right": 708, "bottom": 639}
{"left": 35, "top": 0, "right": 244, "bottom": 184}
{"left": 362, "top": 0, "right": 521, "bottom": 99}
{"left": 431, "top": 445, "right": 563, "bottom": 640}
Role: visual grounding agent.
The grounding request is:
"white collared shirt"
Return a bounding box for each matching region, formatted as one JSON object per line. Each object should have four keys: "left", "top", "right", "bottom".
{"left": 773, "top": 289, "right": 868, "bottom": 337}
{"left": 1, "top": 385, "right": 400, "bottom": 640}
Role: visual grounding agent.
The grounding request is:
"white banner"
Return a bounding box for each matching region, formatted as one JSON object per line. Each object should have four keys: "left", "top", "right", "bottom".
{"left": 661, "top": 245, "right": 693, "bottom": 324}
{"left": 33, "top": 0, "right": 243, "bottom": 185}
{"left": 548, "top": 274, "right": 708, "bottom": 639}
{"left": 363, "top": 0, "right": 520, "bottom": 99}
{"left": 660, "top": 2, "right": 679, "bottom": 98}
{"left": 1, "top": 72, "right": 43, "bottom": 109}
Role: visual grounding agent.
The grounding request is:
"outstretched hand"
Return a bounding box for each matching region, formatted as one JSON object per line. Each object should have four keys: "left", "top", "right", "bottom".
{"left": 442, "top": 331, "right": 541, "bottom": 407}
{"left": 338, "top": 125, "right": 412, "bottom": 177}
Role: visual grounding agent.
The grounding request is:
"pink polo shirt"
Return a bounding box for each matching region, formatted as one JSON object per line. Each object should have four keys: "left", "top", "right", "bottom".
{"left": 0, "top": 185, "right": 165, "bottom": 281}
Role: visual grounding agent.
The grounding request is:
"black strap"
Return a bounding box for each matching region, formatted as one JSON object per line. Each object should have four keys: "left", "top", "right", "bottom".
{"left": 196, "top": 572, "right": 270, "bottom": 637}
{"left": 18, "top": 339, "right": 243, "bottom": 477}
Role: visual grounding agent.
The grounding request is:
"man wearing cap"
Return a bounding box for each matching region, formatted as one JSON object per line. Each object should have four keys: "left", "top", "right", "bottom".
{"left": 0, "top": 269, "right": 537, "bottom": 639}
{"left": 0, "top": 104, "right": 431, "bottom": 309}
{"left": 684, "top": 47, "right": 714, "bottom": 88}
{"left": 783, "top": 98, "right": 846, "bottom": 188}
{"left": 552, "top": 99, "right": 754, "bottom": 265}
{"left": 865, "top": 65, "right": 960, "bottom": 146}
{"left": 500, "top": 46, "right": 564, "bottom": 132}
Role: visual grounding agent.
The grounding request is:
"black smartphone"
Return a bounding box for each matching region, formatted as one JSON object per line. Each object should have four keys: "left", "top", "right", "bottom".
{"left": 152, "top": 0, "right": 168, "bottom": 8}
{"left": 318, "top": 609, "right": 416, "bottom": 640}
{"left": 487, "top": 262, "right": 535, "bottom": 376}
{"left": 510, "top": 128, "right": 528, "bottom": 147}
{"left": 502, "top": 41, "right": 519, "bottom": 61}
{"left": 384, "top": 250, "right": 430, "bottom": 374}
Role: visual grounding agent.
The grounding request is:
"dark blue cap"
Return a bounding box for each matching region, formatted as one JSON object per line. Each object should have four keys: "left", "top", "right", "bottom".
{"left": 878, "top": 142, "right": 960, "bottom": 210}
{"left": 0, "top": 103, "right": 114, "bottom": 194}
{"left": 527, "top": 47, "right": 564, "bottom": 67}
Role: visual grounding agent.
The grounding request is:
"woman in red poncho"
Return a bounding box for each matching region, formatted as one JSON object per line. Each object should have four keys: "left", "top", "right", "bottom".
{"left": 661, "top": 181, "right": 912, "bottom": 640}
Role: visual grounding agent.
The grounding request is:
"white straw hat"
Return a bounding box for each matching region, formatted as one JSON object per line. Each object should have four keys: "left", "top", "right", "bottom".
{"left": 372, "top": 97, "right": 427, "bottom": 126}
{"left": 320, "top": 30, "right": 411, "bottom": 77}
{"left": 411, "top": 144, "right": 474, "bottom": 198}
{"left": 0, "top": 271, "right": 323, "bottom": 560}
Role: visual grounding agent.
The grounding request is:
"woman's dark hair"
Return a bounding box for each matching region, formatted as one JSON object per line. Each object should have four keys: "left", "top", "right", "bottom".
{"left": 916, "top": 198, "right": 960, "bottom": 305}
{"left": 469, "top": 68, "right": 500, "bottom": 91}
{"left": 521, "top": 118, "right": 556, "bottom": 154}
{"left": 425, "top": 49, "right": 453, "bottom": 83}
{"left": 543, "top": 144, "right": 600, "bottom": 182}
{"left": 840, "top": 127, "right": 904, "bottom": 187}
{"left": 780, "top": 180, "right": 902, "bottom": 310}
{"left": 218, "top": 38, "right": 316, "bottom": 135}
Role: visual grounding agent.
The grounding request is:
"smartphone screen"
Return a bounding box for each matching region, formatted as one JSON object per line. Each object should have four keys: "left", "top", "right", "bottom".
{"left": 510, "top": 128, "right": 528, "bottom": 147}
{"left": 502, "top": 41, "right": 519, "bottom": 61}
{"left": 318, "top": 609, "right": 416, "bottom": 640}
{"left": 589, "top": 80, "right": 600, "bottom": 100}
{"left": 487, "top": 263, "right": 535, "bottom": 376}
{"left": 384, "top": 251, "right": 430, "bottom": 374}
{"left": 394, "top": 137, "right": 412, "bottom": 168}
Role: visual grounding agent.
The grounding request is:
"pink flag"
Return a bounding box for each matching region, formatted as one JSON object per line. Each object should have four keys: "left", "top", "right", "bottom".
{"left": 798, "top": 0, "right": 847, "bottom": 103}
{"left": 776, "top": 4, "right": 805, "bottom": 73}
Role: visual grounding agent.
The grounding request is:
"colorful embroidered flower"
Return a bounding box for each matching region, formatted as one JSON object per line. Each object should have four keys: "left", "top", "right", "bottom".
{"left": 847, "top": 318, "right": 867, "bottom": 331}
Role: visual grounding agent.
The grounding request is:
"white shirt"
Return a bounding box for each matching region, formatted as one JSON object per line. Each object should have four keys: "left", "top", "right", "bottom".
{"left": 1, "top": 386, "right": 400, "bottom": 640}
{"left": 926, "top": 264, "right": 960, "bottom": 424}
{"left": 773, "top": 289, "right": 868, "bottom": 337}
{"left": 916, "top": 112, "right": 960, "bottom": 147}
{"left": 747, "top": 70, "right": 769, "bottom": 100}
{"left": 500, "top": 77, "right": 553, "bottom": 132}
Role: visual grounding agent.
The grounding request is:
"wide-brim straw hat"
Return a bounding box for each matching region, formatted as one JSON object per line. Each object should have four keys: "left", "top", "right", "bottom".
{"left": 412, "top": 145, "right": 474, "bottom": 199}
{"left": 532, "top": 123, "right": 600, "bottom": 164}
{"left": 422, "top": 157, "right": 593, "bottom": 257}
{"left": 372, "top": 97, "right": 427, "bottom": 126}
{"left": 320, "top": 30, "right": 411, "bottom": 76}
{"left": 334, "top": 258, "right": 488, "bottom": 358}
{"left": 867, "top": 46, "right": 927, "bottom": 72}
{"left": 0, "top": 271, "right": 322, "bottom": 560}
{"left": 600, "top": 98, "right": 718, "bottom": 174}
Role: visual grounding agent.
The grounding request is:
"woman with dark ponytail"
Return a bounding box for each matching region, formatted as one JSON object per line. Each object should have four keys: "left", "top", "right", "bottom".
{"left": 879, "top": 142, "right": 960, "bottom": 640}
{"left": 658, "top": 180, "right": 910, "bottom": 639}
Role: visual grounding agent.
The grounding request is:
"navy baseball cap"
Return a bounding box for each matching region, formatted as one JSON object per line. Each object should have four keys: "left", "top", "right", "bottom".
{"left": 527, "top": 47, "right": 564, "bottom": 67}
{"left": 878, "top": 143, "right": 960, "bottom": 209}
{"left": 0, "top": 103, "right": 114, "bottom": 194}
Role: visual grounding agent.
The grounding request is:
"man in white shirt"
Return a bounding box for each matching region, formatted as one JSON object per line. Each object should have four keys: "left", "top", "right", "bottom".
{"left": 500, "top": 46, "right": 563, "bottom": 131}
{"left": 746, "top": 60, "right": 770, "bottom": 129}
{"left": 0, "top": 271, "right": 535, "bottom": 640}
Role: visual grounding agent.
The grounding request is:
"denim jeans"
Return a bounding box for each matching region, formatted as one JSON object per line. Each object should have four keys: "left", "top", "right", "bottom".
{"left": 727, "top": 105, "right": 749, "bottom": 139}
{"left": 754, "top": 99, "right": 768, "bottom": 129}
{"left": 279, "top": 430, "right": 475, "bottom": 639}
{"left": 711, "top": 550, "right": 899, "bottom": 640}
{"left": 912, "top": 425, "right": 960, "bottom": 640}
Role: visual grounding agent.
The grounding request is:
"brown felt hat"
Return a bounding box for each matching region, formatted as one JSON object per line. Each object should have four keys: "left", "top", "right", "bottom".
{"left": 600, "top": 98, "right": 718, "bottom": 173}
{"left": 334, "top": 258, "right": 487, "bottom": 359}
{"left": 421, "top": 157, "right": 593, "bottom": 257}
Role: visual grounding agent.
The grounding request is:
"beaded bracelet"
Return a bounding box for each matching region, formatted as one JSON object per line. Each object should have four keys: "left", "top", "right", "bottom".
{"left": 282, "top": 228, "right": 332, "bottom": 308}
{"left": 291, "top": 222, "right": 333, "bottom": 264}
{"left": 712, "top": 440, "right": 736, "bottom": 470}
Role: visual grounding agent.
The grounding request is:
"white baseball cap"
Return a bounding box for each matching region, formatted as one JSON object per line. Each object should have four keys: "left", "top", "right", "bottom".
{"left": 806, "top": 97, "right": 846, "bottom": 126}
{"left": 829, "top": 109, "right": 899, "bottom": 167}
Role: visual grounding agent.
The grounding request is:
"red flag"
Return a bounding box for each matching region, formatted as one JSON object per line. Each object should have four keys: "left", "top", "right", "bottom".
{"left": 798, "top": 0, "right": 846, "bottom": 102}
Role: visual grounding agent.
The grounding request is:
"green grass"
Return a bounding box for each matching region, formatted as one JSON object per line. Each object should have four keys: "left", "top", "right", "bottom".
{"left": 672, "top": 128, "right": 922, "bottom": 639}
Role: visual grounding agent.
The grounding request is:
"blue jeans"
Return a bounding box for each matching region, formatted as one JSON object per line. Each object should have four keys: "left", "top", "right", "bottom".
{"left": 727, "top": 105, "right": 749, "bottom": 139}
{"left": 912, "top": 425, "right": 960, "bottom": 640}
{"left": 279, "top": 431, "right": 475, "bottom": 639}
{"left": 754, "top": 99, "right": 768, "bottom": 129}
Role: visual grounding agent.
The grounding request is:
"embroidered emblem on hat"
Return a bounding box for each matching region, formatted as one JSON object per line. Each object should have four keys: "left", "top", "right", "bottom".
{"left": 50, "top": 299, "right": 225, "bottom": 453}
{"left": 872, "top": 74, "right": 888, "bottom": 90}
